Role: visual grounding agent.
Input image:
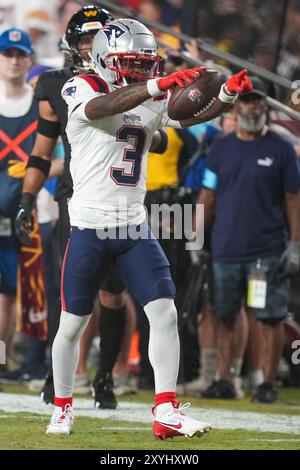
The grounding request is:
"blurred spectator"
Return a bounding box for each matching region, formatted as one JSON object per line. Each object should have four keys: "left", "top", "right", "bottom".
{"left": 56, "top": 0, "right": 84, "bottom": 41}
{"left": 278, "top": 0, "right": 300, "bottom": 81}
{"left": 161, "top": 0, "right": 184, "bottom": 27}
{"left": 0, "top": 28, "right": 38, "bottom": 376}
{"left": 0, "top": 0, "right": 57, "bottom": 62}
{"left": 197, "top": 77, "right": 300, "bottom": 403}
{"left": 178, "top": 0, "right": 298, "bottom": 104}
{"left": 138, "top": 0, "right": 180, "bottom": 49}
{"left": 179, "top": 0, "right": 261, "bottom": 59}
{"left": 251, "top": 42, "right": 277, "bottom": 73}
{"left": 124, "top": 0, "right": 183, "bottom": 26}
{"left": 121, "top": 0, "right": 143, "bottom": 10}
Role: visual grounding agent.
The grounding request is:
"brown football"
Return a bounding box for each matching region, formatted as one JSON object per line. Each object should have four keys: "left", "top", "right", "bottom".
{"left": 167, "top": 69, "right": 226, "bottom": 121}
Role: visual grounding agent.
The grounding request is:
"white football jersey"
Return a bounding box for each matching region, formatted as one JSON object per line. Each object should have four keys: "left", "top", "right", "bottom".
{"left": 62, "top": 74, "right": 180, "bottom": 229}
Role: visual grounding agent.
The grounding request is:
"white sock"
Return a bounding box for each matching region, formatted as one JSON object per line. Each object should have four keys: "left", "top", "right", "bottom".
{"left": 52, "top": 311, "right": 91, "bottom": 398}
{"left": 249, "top": 369, "right": 264, "bottom": 388}
{"left": 231, "top": 358, "right": 243, "bottom": 377}
{"left": 144, "top": 298, "right": 179, "bottom": 393}
{"left": 156, "top": 401, "right": 174, "bottom": 418}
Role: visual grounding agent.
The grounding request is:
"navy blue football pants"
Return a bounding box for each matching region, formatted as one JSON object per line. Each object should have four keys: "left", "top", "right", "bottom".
{"left": 61, "top": 222, "right": 176, "bottom": 316}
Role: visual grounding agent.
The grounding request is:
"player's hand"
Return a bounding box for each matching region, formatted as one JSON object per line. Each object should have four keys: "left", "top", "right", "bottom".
{"left": 225, "top": 69, "right": 253, "bottom": 95}
{"left": 275, "top": 241, "right": 300, "bottom": 280}
{"left": 158, "top": 67, "right": 207, "bottom": 91}
{"left": 15, "top": 193, "right": 35, "bottom": 246}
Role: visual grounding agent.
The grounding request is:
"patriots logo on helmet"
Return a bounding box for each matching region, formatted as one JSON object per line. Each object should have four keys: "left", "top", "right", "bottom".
{"left": 102, "top": 25, "right": 126, "bottom": 46}
{"left": 63, "top": 86, "right": 76, "bottom": 98}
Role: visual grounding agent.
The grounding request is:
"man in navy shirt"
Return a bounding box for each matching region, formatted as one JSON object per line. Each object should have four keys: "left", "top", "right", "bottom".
{"left": 197, "top": 78, "right": 300, "bottom": 403}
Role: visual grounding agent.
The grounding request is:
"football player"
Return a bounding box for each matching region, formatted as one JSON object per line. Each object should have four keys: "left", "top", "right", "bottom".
{"left": 20, "top": 18, "right": 252, "bottom": 437}
{"left": 15, "top": 6, "right": 168, "bottom": 410}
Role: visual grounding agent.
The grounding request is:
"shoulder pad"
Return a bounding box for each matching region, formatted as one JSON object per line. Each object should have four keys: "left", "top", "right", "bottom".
{"left": 76, "top": 74, "right": 109, "bottom": 94}
{"left": 61, "top": 75, "right": 104, "bottom": 108}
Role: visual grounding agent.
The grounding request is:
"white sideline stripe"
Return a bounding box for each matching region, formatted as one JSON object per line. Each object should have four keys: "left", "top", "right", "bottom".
{"left": 249, "top": 439, "right": 300, "bottom": 443}
{"left": 0, "top": 393, "right": 299, "bottom": 435}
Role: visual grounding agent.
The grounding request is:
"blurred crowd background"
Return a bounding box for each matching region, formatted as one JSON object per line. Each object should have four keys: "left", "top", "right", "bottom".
{"left": 1, "top": 1, "right": 299, "bottom": 80}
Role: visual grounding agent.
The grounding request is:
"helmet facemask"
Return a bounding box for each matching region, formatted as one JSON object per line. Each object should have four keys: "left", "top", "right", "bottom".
{"left": 104, "top": 52, "right": 162, "bottom": 84}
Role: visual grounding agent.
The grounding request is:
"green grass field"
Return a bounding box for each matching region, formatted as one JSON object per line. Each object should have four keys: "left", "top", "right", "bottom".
{"left": 0, "top": 385, "right": 299, "bottom": 450}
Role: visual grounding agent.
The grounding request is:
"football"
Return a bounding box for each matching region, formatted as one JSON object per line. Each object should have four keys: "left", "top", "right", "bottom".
{"left": 167, "top": 69, "right": 226, "bottom": 121}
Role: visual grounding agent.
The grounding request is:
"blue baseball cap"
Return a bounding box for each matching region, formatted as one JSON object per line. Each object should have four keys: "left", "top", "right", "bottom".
{"left": 0, "top": 28, "right": 33, "bottom": 55}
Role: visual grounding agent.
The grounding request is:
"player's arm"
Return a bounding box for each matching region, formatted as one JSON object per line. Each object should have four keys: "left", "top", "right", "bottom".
{"left": 15, "top": 100, "right": 60, "bottom": 245}
{"left": 23, "top": 100, "right": 60, "bottom": 195}
{"left": 197, "top": 187, "right": 216, "bottom": 227}
{"left": 191, "top": 187, "right": 216, "bottom": 256}
{"left": 180, "top": 70, "right": 253, "bottom": 128}
{"left": 84, "top": 68, "right": 206, "bottom": 120}
{"left": 275, "top": 191, "right": 300, "bottom": 278}
{"left": 286, "top": 191, "right": 300, "bottom": 242}
{"left": 149, "top": 129, "right": 168, "bottom": 153}
{"left": 48, "top": 158, "right": 64, "bottom": 178}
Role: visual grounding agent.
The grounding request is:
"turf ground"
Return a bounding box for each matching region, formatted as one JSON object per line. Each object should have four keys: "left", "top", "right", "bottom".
{"left": 0, "top": 385, "right": 299, "bottom": 450}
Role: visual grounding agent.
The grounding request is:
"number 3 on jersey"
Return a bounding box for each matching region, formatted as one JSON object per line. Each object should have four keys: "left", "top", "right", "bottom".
{"left": 110, "top": 125, "right": 146, "bottom": 186}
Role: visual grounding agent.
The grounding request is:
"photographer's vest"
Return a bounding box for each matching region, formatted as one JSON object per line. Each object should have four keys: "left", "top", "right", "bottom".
{"left": 0, "top": 93, "right": 38, "bottom": 170}
{"left": 0, "top": 87, "right": 38, "bottom": 217}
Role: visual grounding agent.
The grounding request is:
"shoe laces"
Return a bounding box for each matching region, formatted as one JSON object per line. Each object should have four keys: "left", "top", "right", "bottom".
{"left": 172, "top": 401, "right": 191, "bottom": 416}
{"left": 152, "top": 401, "right": 191, "bottom": 418}
{"left": 55, "top": 403, "right": 73, "bottom": 423}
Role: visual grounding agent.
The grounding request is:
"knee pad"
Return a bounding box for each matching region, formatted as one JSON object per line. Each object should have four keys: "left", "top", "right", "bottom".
{"left": 161, "top": 298, "right": 177, "bottom": 329}
{"left": 145, "top": 298, "right": 177, "bottom": 330}
{"left": 259, "top": 317, "right": 285, "bottom": 327}
{"left": 59, "top": 311, "right": 91, "bottom": 342}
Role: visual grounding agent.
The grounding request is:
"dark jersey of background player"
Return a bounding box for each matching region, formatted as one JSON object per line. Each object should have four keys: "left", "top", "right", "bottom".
{"left": 35, "top": 67, "right": 75, "bottom": 201}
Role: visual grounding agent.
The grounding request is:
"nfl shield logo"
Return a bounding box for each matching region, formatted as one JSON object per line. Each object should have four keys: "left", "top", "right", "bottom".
{"left": 188, "top": 88, "right": 205, "bottom": 105}
{"left": 9, "top": 30, "right": 21, "bottom": 42}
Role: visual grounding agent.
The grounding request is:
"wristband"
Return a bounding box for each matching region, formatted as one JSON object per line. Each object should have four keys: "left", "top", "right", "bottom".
{"left": 147, "top": 79, "right": 165, "bottom": 97}
{"left": 218, "top": 84, "right": 238, "bottom": 104}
